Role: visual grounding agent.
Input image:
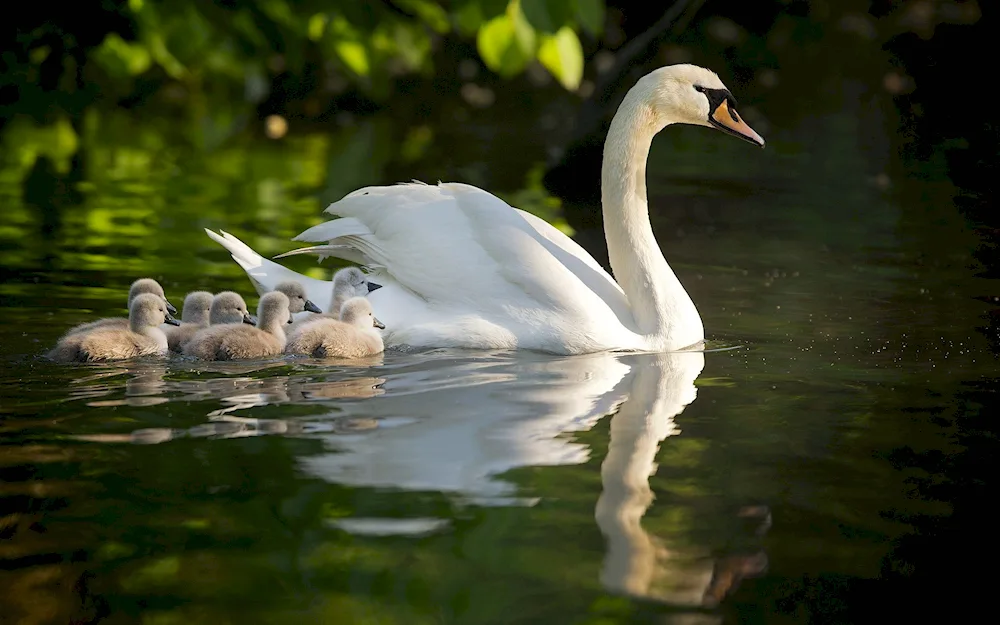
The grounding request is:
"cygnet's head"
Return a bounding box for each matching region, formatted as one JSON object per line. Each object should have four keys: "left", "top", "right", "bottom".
{"left": 333, "top": 267, "right": 382, "bottom": 299}
{"left": 632, "top": 64, "right": 763, "bottom": 147}
{"left": 210, "top": 291, "right": 255, "bottom": 325}
{"left": 180, "top": 291, "right": 213, "bottom": 324}
{"left": 257, "top": 291, "right": 292, "bottom": 328}
{"left": 130, "top": 293, "right": 179, "bottom": 330}
{"left": 129, "top": 278, "right": 177, "bottom": 315}
{"left": 339, "top": 297, "right": 385, "bottom": 330}
{"left": 274, "top": 281, "right": 321, "bottom": 314}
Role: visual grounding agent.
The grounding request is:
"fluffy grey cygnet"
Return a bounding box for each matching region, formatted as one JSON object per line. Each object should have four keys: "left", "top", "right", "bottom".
{"left": 285, "top": 296, "right": 385, "bottom": 358}
{"left": 48, "top": 293, "right": 180, "bottom": 362}
{"left": 287, "top": 267, "right": 381, "bottom": 340}
{"left": 61, "top": 278, "right": 177, "bottom": 338}
{"left": 163, "top": 290, "right": 213, "bottom": 352}
{"left": 183, "top": 292, "right": 292, "bottom": 360}
{"left": 167, "top": 291, "right": 255, "bottom": 353}
{"left": 328, "top": 267, "right": 382, "bottom": 315}
{"left": 273, "top": 280, "right": 322, "bottom": 314}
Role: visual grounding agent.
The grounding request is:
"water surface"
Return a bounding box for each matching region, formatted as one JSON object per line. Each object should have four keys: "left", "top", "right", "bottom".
{"left": 2, "top": 44, "right": 997, "bottom": 625}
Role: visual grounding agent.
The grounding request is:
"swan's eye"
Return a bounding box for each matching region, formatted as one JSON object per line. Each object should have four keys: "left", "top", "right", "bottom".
{"left": 693, "top": 85, "right": 705, "bottom": 93}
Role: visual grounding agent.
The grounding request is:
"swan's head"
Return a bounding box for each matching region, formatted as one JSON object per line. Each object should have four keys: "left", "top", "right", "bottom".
{"left": 181, "top": 291, "right": 214, "bottom": 324}
{"left": 129, "top": 278, "right": 178, "bottom": 315}
{"left": 640, "top": 64, "right": 764, "bottom": 147}
{"left": 274, "top": 280, "right": 321, "bottom": 314}
{"left": 131, "top": 293, "right": 179, "bottom": 329}
{"left": 258, "top": 291, "right": 293, "bottom": 327}
{"left": 340, "top": 296, "right": 385, "bottom": 330}
{"left": 211, "top": 291, "right": 256, "bottom": 325}
{"left": 333, "top": 267, "right": 383, "bottom": 299}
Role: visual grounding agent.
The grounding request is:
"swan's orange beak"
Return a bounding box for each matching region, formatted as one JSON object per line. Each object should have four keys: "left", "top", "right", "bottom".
{"left": 710, "top": 100, "right": 765, "bottom": 148}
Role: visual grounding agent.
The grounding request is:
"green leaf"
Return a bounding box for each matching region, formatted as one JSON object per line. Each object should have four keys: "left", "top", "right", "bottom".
{"left": 308, "top": 14, "right": 328, "bottom": 41}
{"left": 521, "top": 0, "right": 574, "bottom": 33}
{"left": 334, "top": 40, "right": 370, "bottom": 76}
{"left": 537, "top": 26, "right": 583, "bottom": 90}
{"left": 572, "top": 0, "right": 605, "bottom": 35}
{"left": 396, "top": 0, "right": 451, "bottom": 33}
{"left": 93, "top": 33, "right": 152, "bottom": 77}
{"left": 328, "top": 15, "right": 370, "bottom": 76}
{"left": 476, "top": 6, "right": 537, "bottom": 77}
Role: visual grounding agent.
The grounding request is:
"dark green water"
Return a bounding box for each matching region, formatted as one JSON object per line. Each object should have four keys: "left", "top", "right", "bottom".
{"left": 2, "top": 55, "right": 997, "bottom": 625}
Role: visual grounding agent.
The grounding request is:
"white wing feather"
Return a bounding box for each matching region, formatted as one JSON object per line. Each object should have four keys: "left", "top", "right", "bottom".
{"left": 294, "top": 182, "right": 636, "bottom": 330}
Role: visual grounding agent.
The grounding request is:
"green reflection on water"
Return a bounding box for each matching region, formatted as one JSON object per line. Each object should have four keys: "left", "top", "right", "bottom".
{"left": 1, "top": 19, "right": 997, "bottom": 625}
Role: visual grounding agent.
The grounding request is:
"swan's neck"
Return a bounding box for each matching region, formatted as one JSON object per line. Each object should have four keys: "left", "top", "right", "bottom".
{"left": 331, "top": 292, "right": 347, "bottom": 317}
{"left": 601, "top": 92, "right": 703, "bottom": 347}
{"left": 133, "top": 321, "right": 168, "bottom": 350}
{"left": 263, "top": 320, "right": 288, "bottom": 349}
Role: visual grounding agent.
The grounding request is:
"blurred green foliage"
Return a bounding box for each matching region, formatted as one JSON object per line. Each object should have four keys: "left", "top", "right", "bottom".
{"left": 9, "top": 0, "right": 600, "bottom": 115}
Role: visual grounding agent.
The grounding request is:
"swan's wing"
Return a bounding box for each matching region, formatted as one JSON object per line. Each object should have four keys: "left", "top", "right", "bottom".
{"left": 203, "top": 229, "right": 333, "bottom": 306}
{"left": 292, "top": 182, "right": 633, "bottom": 325}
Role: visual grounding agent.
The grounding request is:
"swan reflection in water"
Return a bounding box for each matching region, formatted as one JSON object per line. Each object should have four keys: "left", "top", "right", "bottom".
{"left": 299, "top": 349, "right": 768, "bottom": 613}
{"left": 67, "top": 349, "right": 768, "bottom": 611}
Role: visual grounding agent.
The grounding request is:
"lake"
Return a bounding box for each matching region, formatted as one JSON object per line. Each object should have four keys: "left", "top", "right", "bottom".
{"left": 1, "top": 32, "right": 997, "bottom": 624}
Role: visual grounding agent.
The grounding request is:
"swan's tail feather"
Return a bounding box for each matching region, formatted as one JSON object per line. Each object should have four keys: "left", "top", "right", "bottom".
{"left": 204, "top": 228, "right": 264, "bottom": 273}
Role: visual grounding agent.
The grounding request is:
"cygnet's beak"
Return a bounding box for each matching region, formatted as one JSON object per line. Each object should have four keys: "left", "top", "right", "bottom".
{"left": 243, "top": 312, "right": 257, "bottom": 325}
{"left": 709, "top": 98, "right": 764, "bottom": 148}
{"left": 373, "top": 317, "right": 386, "bottom": 330}
{"left": 164, "top": 312, "right": 181, "bottom": 326}
{"left": 367, "top": 282, "right": 383, "bottom": 293}
{"left": 304, "top": 299, "right": 322, "bottom": 313}
{"left": 287, "top": 315, "right": 294, "bottom": 324}
{"left": 164, "top": 298, "right": 178, "bottom": 315}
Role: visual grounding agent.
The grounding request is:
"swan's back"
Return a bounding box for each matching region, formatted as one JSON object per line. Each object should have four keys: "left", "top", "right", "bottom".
{"left": 63, "top": 317, "right": 130, "bottom": 337}
{"left": 293, "top": 182, "right": 642, "bottom": 353}
{"left": 76, "top": 329, "right": 166, "bottom": 362}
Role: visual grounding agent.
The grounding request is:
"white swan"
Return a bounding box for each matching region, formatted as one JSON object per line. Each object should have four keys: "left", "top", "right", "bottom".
{"left": 209, "top": 64, "right": 763, "bottom": 354}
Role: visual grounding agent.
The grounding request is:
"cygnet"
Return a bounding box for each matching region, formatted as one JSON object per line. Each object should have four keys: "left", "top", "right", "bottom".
{"left": 183, "top": 292, "right": 292, "bottom": 360}
{"left": 163, "top": 291, "right": 213, "bottom": 353}
{"left": 168, "top": 291, "right": 256, "bottom": 353}
{"left": 62, "top": 278, "right": 177, "bottom": 338}
{"left": 285, "top": 296, "right": 385, "bottom": 358}
{"left": 48, "top": 293, "right": 180, "bottom": 362}
{"left": 274, "top": 280, "right": 322, "bottom": 314}
{"left": 287, "top": 267, "right": 381, "bottom": 339}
